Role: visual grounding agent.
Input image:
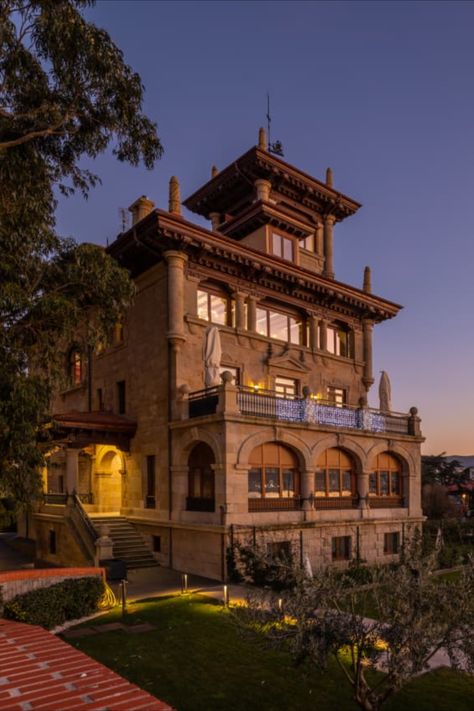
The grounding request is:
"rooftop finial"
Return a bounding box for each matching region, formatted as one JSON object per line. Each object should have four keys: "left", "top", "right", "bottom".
{"left": 211, "top": 165, "right": 219, "bottom": 178}
{"left": 169, "top": 176, "right": 181, "bottom": 215}
{"left": 258, "top": 126, "right": 267, "bottom": 150}
{"left": 326, "top": 167, "right": 333, "bottom": 187}
{"left": 363, "top": 266, "right": 372, "bottom": 293}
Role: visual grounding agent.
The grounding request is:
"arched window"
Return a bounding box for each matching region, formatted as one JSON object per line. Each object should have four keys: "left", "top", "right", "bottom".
{"left": 248, "top": 443, "right": 300, "bottom": 511}
{"left": 369, "top": 453, "right": 402, "bottom": 499}
{"left": 187, "top": 443, "right": 215, "bottom": 512}
{"left": 315, "top": 448, "right": 356, "bottom": 499}
{"left": 68, "top": 348, "right": 83, "bottom": 386}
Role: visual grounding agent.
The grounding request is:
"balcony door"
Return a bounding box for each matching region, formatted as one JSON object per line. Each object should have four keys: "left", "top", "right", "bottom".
{"left": 187, "top": 442, "right": 215, "bottom": 512}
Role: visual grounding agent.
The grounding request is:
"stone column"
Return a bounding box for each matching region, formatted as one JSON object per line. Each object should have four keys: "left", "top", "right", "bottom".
{"left": 301, "top": 469, "right": 315, "bottom": 511}
{"left": 315, "top": 221, "right": 324, "bottom": 258}
{"left": 247, "top": 295, "right": 257, "bottom": 332}
{"left": 319, "top": 319, "right": 328, "bottom": 351}
{"left": 209, "top": 212, "right": 220, "bottom": 231}
{"left": 308, "top": 314, "right": 318, "bottom": 351}
{"left": 255, "top": 179, "right": 271, "bottom": 202}
{"left": 234, "top": 292, "right": 247, "bottom": 330}
{"left": 358, "top": 471, "right": 370, "bottom": 511}
{"left": 323, "top": 215, "right": 336, "bottom": 279}
{"left": 65, "top": 448, "right": 79, "bottom": 494}
{"left": 165, "top": 251, "right": 188, "bottom": 342}
{"left": 362, "top": 319, "right": 374, "bottom": 391}
{"left": 217, "top": 372, "right": 239, "bottom": 415}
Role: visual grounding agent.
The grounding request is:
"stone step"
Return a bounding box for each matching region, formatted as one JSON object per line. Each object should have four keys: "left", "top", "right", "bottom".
{"left": 91, "top": 516, "right": 157, "bottom": 570}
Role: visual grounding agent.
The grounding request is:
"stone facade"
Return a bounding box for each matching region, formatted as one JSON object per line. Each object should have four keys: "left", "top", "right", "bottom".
{"left": 34, "top": 131, "right": 424, "bottom": 579}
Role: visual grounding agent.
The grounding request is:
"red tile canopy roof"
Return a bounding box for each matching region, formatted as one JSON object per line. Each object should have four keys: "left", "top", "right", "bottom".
{"left": 0, "top": 619, "right": 173, "bottom": 710}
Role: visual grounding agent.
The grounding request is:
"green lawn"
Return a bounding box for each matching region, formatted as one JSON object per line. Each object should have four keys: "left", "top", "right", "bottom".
{"left": 65, "top": 595, "right": 474, "bottom": 711}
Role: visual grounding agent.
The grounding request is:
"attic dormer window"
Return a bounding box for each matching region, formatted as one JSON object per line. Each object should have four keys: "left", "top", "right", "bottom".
{"left": 271, "top": 232, "right": 294, "bottom": 261}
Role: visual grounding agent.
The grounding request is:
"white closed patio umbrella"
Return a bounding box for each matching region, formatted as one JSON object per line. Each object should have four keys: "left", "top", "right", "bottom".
{"left": 203, "top": 325, "right": 222, "bottom": 387}
{"left": 379, "top": 370, "right": 392, "bottom": 413}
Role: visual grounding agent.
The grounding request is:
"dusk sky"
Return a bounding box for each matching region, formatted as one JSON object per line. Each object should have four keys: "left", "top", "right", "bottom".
{"left": 55, "top": 0, "right": 474, "bottom": 456}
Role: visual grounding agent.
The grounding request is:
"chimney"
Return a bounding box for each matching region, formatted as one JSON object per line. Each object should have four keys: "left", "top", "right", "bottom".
{"left": 325, "top": 167, "right": 333, "bottom": 187}
{"left": 168, "top": 176, "right": 181, "bottom": 215}
{"left": 211, "top": 165, "right": 219, "bottom": 178}
{"left": 128, "top": 196, "right": 155, "bottom": 226}
{"left": 258, "top": 127, "right": 267, "bottom": 151}
{"left": 363, "top": 266, "right": 372, "bottom": 293}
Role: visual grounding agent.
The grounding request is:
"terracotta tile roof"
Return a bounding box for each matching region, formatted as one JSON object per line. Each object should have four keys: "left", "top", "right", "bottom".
{"left": 0, "top": 619, "right": 174, "bottom": 710}
{"left": 53, "top": 411, "right": 136, "bottom": 434}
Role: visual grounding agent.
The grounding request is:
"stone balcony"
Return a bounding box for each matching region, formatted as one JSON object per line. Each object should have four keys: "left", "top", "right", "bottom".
{"left": 181, "top": 382, "right": 421, "bottom": 438}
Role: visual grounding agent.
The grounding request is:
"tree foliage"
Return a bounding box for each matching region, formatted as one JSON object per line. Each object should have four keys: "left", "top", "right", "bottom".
{"left": 0, "top": 0, "right": 162, "bottom": 512}
{"left": 421, "top": 455, "right": 465, "bottom": 487}
{"left": 232, "top": 544, "right": 474, "bottom": 711}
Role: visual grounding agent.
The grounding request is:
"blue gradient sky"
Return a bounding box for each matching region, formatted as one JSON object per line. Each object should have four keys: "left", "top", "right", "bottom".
{"left": 55, "top": 1, "right": 474, "bottom": 455}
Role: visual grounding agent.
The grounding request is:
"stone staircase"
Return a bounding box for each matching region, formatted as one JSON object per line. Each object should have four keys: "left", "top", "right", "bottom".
{"left": 90, "top": 516, "right": 158, "bottom": 570}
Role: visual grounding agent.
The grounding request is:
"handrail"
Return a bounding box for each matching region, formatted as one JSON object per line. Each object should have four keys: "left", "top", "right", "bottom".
{"left": 72, "top": 493, "right": 98, "bottom": 542}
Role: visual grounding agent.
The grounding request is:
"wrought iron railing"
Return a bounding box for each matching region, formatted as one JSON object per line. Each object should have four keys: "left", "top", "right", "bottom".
{"left": 44, "top": 492, "right": 67, "bottom": 505}
{"left": 72, "top": 493, "right": 98, "bottom": 542}
{"left": 189, "top": 387, "right": 219, "bottom": 418}
{"left": 237, "top": 387, "right": 410, "bottom": 435}
{"left": 77, "top": 492, "right": 94, "bottom": 505}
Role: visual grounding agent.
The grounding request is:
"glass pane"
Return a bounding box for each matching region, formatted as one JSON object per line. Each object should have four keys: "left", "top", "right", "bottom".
{"left": 272, "top": 233, "right": 282, "bottom": 257}
{"left": 380, "top": 471, "right": 389, "bottom": 495}
{"left": 202, "top": 470, "right": 213, "bottom": 499}
{"left": 248, "top": 468, "right": 262, "bottom": 498}
{"left": 329, "top": 469, "right": 340, "bottom": 495}
{"left": 269, "top": 311, "right": 288, "bottom": 341}
{"left": 289, "top": 318, "right": 302, "bottom": 344}
{"left": 315, "top": 470, "right": 326, "bottom": 495}
{"left": 256, "top": 308, "right": 268, "bottom": 336}
{"left": 265, "top": 468, "right": 280, "bottom": 497}
{"left": 197, "top": 290, "right": 209, "bottom": 321}
{"left": 337, "top": 330, "right": 347, "bottom": 357}
{"left": 189, "top": 468, "right": 200, "bottom": 497}
{"left": 283, "top": 237, "right": 293, "bottom": 261}
{"left": 391, "top": 472, "right": 400, "bottom": 495}
{"left": 282, "top": 469, "right": 295, "bottom": 496}
{"left": 210, "top": 294, "right": 227, "bottom": 325}
{"left": 369, "top": 472, "right": 377, "bottom": 494}
{"left": 327, "top": 327, "right": 336, "bottom": 354}
{"left": 342, "top": 470, "right": 352, "bottom": 495}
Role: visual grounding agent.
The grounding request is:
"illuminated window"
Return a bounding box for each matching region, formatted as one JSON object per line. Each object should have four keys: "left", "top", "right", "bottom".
{"left": 219, "top": 366, "right": 240, "bottom": 385}
{"left": 114, "top": 321, "right": 124, "bottom": 344}
{"left": 326, "top": 324, "right": 353, "bottom": 357}
{"left": 68, "top": 348, "right": 83, "bottom": 386}
{"left": 256, "top": 307, "right": 303, "bottom": 344}
{"left": 275, "top": 376, "right": 297, "bottom": 398}
{"left": 197, "top": 288, "right": 233, "bottom": 326}
{"left": 271, "top": 232, "right": 294, "bottom": 261}
{"left": 315, "top": 448, "right": 356, "bottom": 498}
{"left": 327, "top": 386, "right": 346, "bottom": 407}
{"left": 248, "top": 443, "right": 299, "bottom": 500}
{"left": 369, "top": 453, "right": 402, "bottom": 498}
{"left": 332, "top": 535, "right": 352, "bottom": 561}
{"left": 384, "top": 531, "right": 400, "bottom": 554}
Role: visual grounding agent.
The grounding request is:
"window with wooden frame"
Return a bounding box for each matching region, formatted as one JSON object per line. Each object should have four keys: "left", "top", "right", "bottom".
{"left": 187, "top": 442, "right": 215, "bottom": 511}
{"left": 315, "top": 448, "right": 356, "bottom": 498}
{"left": 68, "top": 347, "right": 83, "bottom": 386}
{"left": 384, "top": 531, "right": 400, "bottom": 555}
{"left": 274, "top": 376, "right": 298, "bottom": 398}
{"left": 271, "top": 231, "right": 295, "bottom": 261}
{"left": 197, "top": 287, "right": 234, "bottom": 326}
{"left": 332, "top": 535, "right": 352, "bottom": 561}
{"left": 248, "top": 443, "right": 300, "bottom": 500}
{"left": 369, "top": 453, "right": 402, "bottom": 498}
{"left": 301, "top": 234, "right": 315, "bottom": 252}
{"left": 327, "top": 386, "right": 347, "bottom": 407}
{"left": 256, "top": 306, "right": 304, "bottom": 345}
{"left": 326, "top": 323, "right": 353, "bottom": 358}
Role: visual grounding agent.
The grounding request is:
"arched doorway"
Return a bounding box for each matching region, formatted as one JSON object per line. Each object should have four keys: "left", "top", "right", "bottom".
{"left": 248, "top": 442, "right": 300, "bottom": 511}
{"left": 187, "top": 443, "right": 215, "bottom": 512}
{"left": 95, "top": 449, "right": 123, "bottom": 512}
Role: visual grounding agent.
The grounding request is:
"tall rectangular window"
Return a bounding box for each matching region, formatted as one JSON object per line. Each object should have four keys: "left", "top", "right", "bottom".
{"left": 197, "top": 289, "right": 229, "bottom": 325}
{"left": 275, "top": 376, "right": 297, "bottom": 398}
{"left": 332, "top": 535, "right": 352, "bottom": 561}
{"left": 327, "top": 325, "right": 352, "bottom": 357}
{"left": 271, "top": 232, "right": 294, "bottom": 261}
{"left": 117, "top": 380, "right": 126, "bottom": 414}
{"left": 384, "top": 532, "right": 400, "bottom": 555}
{"left": 327, "top": 386, "right": 346, "bottom": 407}
{"left": 256, "top": 307, "right": 303, "bottom": 345}
{"left": 145, "top": 455, "right": 156, "bottom": 509}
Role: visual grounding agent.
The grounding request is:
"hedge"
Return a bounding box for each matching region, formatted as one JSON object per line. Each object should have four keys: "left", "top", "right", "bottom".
{"left": 2, "top": 576, "right": 104, "bottom": 629}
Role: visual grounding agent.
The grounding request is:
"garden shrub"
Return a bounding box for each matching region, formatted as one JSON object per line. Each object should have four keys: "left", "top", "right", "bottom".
{"left": 3, "top": 576, "right": 104, "bottom": 629}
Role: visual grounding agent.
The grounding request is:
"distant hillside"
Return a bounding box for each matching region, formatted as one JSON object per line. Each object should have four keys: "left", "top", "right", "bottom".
{"left": 446, "top": 456, "right": 474, "bottom": 468}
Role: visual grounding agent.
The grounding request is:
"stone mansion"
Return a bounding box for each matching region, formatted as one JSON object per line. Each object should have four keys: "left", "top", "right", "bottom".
{"left": 33, "top": 129, "right": 424, "bottom": 579}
